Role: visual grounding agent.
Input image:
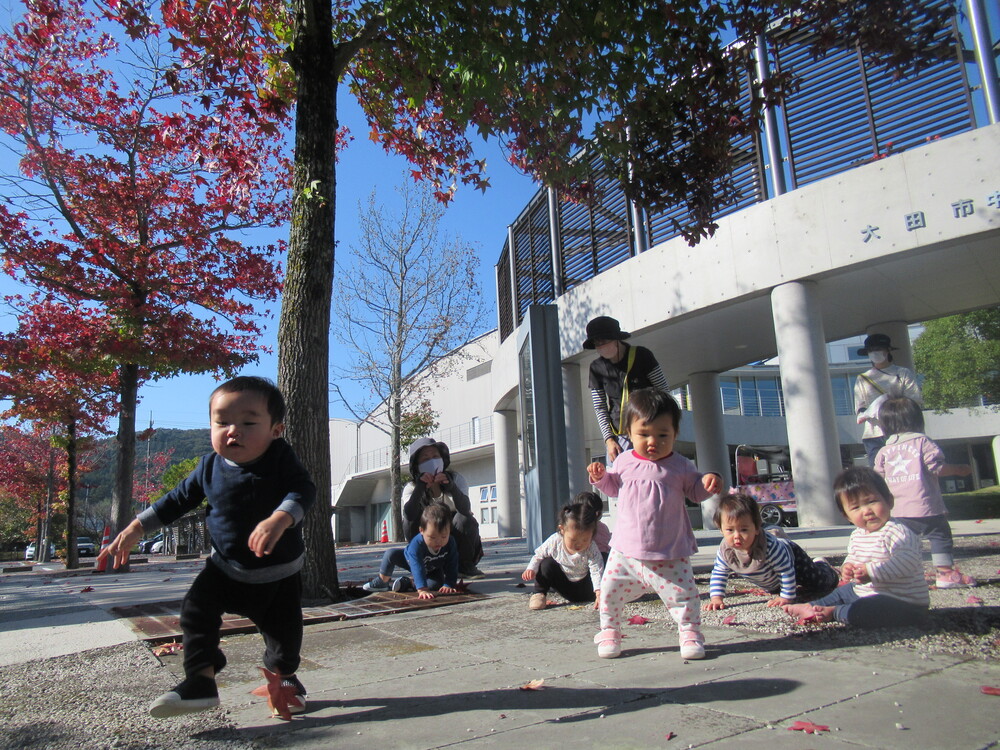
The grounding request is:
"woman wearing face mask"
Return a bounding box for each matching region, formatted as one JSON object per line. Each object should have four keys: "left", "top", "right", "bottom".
{"left": 401, "top": 437, "right": 485, "bottom": 579}
{"left": 854, "top": 333, "right": 922, "bottom": 467}
{"left": 584, "top": 316, "right": 669, "bottom": 462}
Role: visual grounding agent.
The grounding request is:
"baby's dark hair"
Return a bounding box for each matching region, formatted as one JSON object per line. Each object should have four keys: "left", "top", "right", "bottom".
{"left": 622, "top": 387, "right": 681, "bottom": 433}
{"left": 211, "top": 376, "right": 286, "bottom": 425}
{"left": 713, "top": 493, "right": 763, "bottom": 530}
{"left": 558, "top": 500, "right": 598, "bottom": 533}
{"left": 878, "top": 396, "right": 924, "bottom": 436}
{"left": 575, "top": 491, "right": 604, "bottom": 519}
{"left": 420, "top": 503, "right": 452, "bottom": 532}
{"left": 833, "top": 466, "right": 894, "bottom": 515}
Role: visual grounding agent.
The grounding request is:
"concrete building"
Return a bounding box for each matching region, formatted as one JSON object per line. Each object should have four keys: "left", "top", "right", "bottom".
{"left": 331, "top": 2, "right": 1000, "bottom": 543}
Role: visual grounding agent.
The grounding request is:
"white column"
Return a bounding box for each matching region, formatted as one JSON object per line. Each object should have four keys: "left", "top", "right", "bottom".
{"left": 562, "top": 363, "right": 588, "bottom": 494}
{"left": 493, "top": 409, "right": 522, "bottom": 538}
{"left": 771, "top": 281, "right": 842, "bottom": 526}
{"left": 689, "top": 372, "right": 729, "bottom": 530}
{"left": 865, "top": 321, "right": 914, "bottom": 371}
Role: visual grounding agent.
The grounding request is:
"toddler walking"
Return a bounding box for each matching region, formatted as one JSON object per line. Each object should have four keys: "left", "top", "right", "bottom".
{"left": 874, "top": 396, "right": 976, "bottom": 588}
{"left": 588, "top": 388, "right": 723, "bottom": 660}
{"left": 522, "top": 497, "right": 604, "bottom": 610}
{"left": 706, "top": 494, "right": 838, "bottom": 609}
{"left": 783, "top": 467, "right": 929, "bottom": 628}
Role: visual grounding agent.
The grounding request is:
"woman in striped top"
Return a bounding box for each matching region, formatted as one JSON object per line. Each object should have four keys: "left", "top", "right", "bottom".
{"left": 782, "top": 467, "right": 929, "bottom": 628}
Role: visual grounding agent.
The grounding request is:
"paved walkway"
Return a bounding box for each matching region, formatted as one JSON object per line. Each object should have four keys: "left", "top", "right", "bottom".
{"left": 2, "top": 521, "right": 998, "bottom": 748}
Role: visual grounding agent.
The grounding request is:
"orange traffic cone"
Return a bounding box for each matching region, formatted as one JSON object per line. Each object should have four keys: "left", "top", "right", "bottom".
{"left": 95, "top": 524, "right": 112, "bottom": 573}
{"left": 380, "top": 520, "right": 389, "bottom": 543}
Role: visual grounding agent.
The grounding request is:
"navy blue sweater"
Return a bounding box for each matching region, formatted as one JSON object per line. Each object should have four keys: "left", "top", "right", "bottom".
{"left": 137, "top": 438, "right": 315, "bottom": 582}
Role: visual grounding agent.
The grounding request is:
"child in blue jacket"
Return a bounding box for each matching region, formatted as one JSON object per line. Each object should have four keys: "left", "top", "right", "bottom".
{"left": 364, "top": 504, "right": 460, "bottom": 599}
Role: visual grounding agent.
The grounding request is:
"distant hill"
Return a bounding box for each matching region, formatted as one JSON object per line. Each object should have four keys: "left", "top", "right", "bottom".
{"left": 81, "top": 428, "right": 212, "bottom": 504}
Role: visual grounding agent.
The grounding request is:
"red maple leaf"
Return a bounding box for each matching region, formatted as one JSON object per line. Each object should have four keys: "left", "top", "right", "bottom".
{"left": 788, "top": 720, "right": 829, "bottom": 734}
{"left": 79, "top": 586, "right": 94, "bottom": 593}
{"left": 257, "top": 667, "right": 297, "bottom": 720}
{"left": 980, "top": 686, "right": 1000, "bottom": 696}
{"left": 722, "top": 615, "right": 737, "bottom": 625}
{"left": 967, "top": 596, "right": 984, "bottom": 605}
{"left": 519, "top": 679, "right": 545, "bottom": 691}
{"left": 628, "top": 615, "right": 650, "bottom": 625}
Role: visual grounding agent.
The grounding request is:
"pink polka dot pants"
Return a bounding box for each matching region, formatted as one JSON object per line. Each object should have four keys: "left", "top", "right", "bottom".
{"left": 599, "top": 549, "right": 703, "bottom": 645}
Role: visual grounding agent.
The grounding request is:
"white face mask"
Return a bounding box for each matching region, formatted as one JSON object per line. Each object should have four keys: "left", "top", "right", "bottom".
{"left": 596, "top": 342, "right": 618, "bottom": 360}
{"left": 869, "top": 351, "right": 888, "bottom": 366}
{"left": 418, "top": 457, "right": 444, "bottom": 476}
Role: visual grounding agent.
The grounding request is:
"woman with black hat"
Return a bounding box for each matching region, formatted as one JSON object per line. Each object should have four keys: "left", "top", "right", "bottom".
{"left": 401, "top": 437, "right": 485, "bottom": 579}
{"left": 853, "top": 333, "right": 922, "bottom": 467}
{"left": 584, "top": 316, "right": 669, "bottom": 461}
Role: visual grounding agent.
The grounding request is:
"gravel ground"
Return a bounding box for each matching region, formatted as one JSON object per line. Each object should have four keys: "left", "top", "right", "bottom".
{"left": 624, "top": 531, "right": 1000, "bottom": 661}
{"left": 0, "top": 642, "right": 252, "bottom": 750}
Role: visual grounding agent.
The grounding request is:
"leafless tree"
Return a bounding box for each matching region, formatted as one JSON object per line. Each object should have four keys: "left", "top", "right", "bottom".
{"left": 332, "top": 179, "right": 487, "bottom": 540}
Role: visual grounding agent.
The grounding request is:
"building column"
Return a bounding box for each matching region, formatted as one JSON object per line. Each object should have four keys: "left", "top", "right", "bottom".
{"left": 771, "top": 281, "right": 842, "bottom": 526}
{"left": 688, "top": 372, "right": 729, "bottom": 530}
{"left": 493, "top": 409, "right": 522, "bottom": 538}
{"left": 562, "top": 363, "right": 588, "bottom": 494}
{"left": 865, "top": 321, "right": 914, "bottom": 371}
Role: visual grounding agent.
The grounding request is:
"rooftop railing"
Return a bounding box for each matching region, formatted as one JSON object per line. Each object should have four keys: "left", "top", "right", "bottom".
{"left": 497, "top": 0, "right": 989, "bottom": 342}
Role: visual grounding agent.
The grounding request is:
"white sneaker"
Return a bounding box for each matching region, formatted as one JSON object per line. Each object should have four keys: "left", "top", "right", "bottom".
{"left": 680, "top": 639, "right": 705, "bottom": 660}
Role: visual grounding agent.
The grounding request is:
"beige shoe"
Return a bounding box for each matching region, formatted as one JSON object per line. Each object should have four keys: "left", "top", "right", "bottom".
{"left": 528, "top": 593, "right": 548, "bottom": 610}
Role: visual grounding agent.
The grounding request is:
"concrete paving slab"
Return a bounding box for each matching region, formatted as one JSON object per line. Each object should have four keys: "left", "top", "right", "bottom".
{"left": 0, "top": 608, "right": 136, "bottom": 666}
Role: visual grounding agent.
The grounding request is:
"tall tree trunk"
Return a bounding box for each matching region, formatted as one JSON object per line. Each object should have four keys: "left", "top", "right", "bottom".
{"left": 64, "top": 419, "right": 78, "bottom": 569}
{"left": 109, "top": 363, "right": 139, "bottom": 570}
{"left": 390, "top": 392, "right": 404, "bottom": 542}
{"left": 279, "top": 0, "right": 340, "bottom": 602}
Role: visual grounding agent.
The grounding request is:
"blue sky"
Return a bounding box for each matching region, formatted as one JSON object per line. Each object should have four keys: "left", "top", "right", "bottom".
{"left": 93, "top": 92, "right": 537, "bottom": 431}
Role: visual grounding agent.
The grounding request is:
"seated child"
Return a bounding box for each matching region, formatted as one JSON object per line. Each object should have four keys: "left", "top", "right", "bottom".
{"left": 706, "top": 494, "right": 838, "bottom": 609}
{"left": 580, "top": 490, "right": 612, "bottom": 564}
{"left": 363, "top": 504, "right": 460, "bottom": 600}
{"left": 874, "top": 396, "right": 976, "bottom": 588}
{"left": 522, "top": 500, "right": 604, "bottom": 611}
{"left": 783, "top": 467, "right": 930, "bottom": 628}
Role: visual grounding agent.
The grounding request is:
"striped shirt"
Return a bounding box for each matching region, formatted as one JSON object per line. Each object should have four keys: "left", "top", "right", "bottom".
{"left": 847, "top": 520, "right": 930, "bottom": 607}
{"left": 709, "top": 533, "right": 797, "bottom": 600}
{"left": 527, "top": 532, "right": 605, "bottom": 590}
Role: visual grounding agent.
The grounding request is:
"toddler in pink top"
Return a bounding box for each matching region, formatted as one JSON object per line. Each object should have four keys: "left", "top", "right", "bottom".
{"left": 587, "top": 388, "right": 723, "bottom": 660}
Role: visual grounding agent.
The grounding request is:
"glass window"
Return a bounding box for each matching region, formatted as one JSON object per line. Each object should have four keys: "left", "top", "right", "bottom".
{"left": 740, "top": 378, "right": 761, "bottom": 417}
{"left": 720, "top": 378, "right": 740, "bottom": 415}
{"left": 757, "top": 378, "right": 784, "bottom": 416}
{"left": 831, "top": 374, "right": 854, "bottom": 416}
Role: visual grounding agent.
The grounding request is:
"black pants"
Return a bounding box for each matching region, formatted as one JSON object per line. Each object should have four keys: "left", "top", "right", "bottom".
{"left": 180, "top": 558, "right": 303, "bottom": 678}
{"left": 533, "top": 557, "right": 596, "bottom": 603}
{"left": 452, "top": 511, "right": 484, "bottom": 571}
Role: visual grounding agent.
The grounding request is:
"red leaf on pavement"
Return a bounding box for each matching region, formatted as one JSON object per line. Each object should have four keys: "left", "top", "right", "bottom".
{"left": 788, "top": 720, "right": 829, "bottom": 734}
{"left": 975, "top": 519, "right": 984, "bottom": 523}
{"left": 722, "top": 615, "right": 737, "bottom": 625}
{"left": 980, "top": 686, "right": 1000, "bottom": 696}
{"left": 628, "top": 615, "right": 650, "bottom": 625}
{"left": 519, "top": 679, "right": 545, "bottom": 691}
{"left": 259, "top": 667, "right": 297, "bottom": 720}
{"left": 152, "top": 642, "right": 183, "bottom": 656}
{"left": 79, "top": 586, "right": 94, "bottom": 593}
{"left": 747, "top": 588, "right": 769, "bottom": 597}
{"left": 967, "top": 595, "right": 984, "bottom": 605}
{"left": 665, "top": 731, "right": 677, "bottom": 740}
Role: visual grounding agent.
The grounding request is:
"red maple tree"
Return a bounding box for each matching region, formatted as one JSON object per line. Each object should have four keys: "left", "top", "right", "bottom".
{"left": 0, "top": 0, "right": 292, "bottom": 542}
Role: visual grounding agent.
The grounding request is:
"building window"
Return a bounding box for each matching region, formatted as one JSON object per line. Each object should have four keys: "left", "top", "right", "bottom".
{"left": 740, "top": 378, "right": 761, "bottom": 417}
{"left": 757, "top": 378, "right": 784, "bottom": 416}
{"left": 478, "top": 485, "right": 498, "bottom": 524}
{"left": 721, "top": 377, "right": 740, "bottom": 415}
{"left": 832, "top": 374, "right": 855, "bottom": 416}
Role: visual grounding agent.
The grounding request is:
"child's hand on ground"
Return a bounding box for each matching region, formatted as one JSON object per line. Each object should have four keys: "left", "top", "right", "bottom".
{"left": 438, "top": 585, "right": 458, "bottom": 595}
{"left": 593, "top": 589, "right": 601, "bottom": 610}
{"left": 99, "top": 519, "right": 144, "bottom": 569}
{"left": 587, "top": 462, "right": 606, "bottom": 483}
{"left": 702, "top": 473, "right": 722, "bottom": 494}
{"left": 417, "top": 589, "right": 436, "bottom": 600}
{"left": 766, "top": 596, "right": 792, "bottom": 608}
{"left": 705, "top": 596, "right": 725, "bottom": 611}
{"left": 249, "top": 511, "right": 293, "bottom": 557}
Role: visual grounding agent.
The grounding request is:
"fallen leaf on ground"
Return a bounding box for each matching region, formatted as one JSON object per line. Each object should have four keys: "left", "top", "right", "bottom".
{"left": 975, "top": 519, "right": 984, "bottom": 523}
{"left": 152, "top": 642, "right": 183, "bottom": 656}
{"left": 567, "top": 605, "right": 583, "bottom": 610}
{"left": 519, "top": 679, "right": 544, "bottom": 691}
{"left": 665, "top": 731, "right": 676, "bottom": 740}
{"left": 967, "top": 595, "right": 984, "bottom": 605}
{"left": 162, "top": 578, "right": 171, "bottom": 582}
{"left": 722, "top": 615, "right": 737, "bottom": 625}
{"left": 79, "top": 586, "right": 94, "bottom": 593}
{"left": 746, "top": 588, "right": 769, "bottom": 597}
{"left": 788, "top": 720, "right": 829, "bottom": 734}
{"left": 258, "top": 667, "right": 299, "bottom": 720}
{"left": 515, "top": 582, "right": 526, "bottom": 588}
{"left": 980, "top": 685, "right": 1000, "bottom": 696}
{"left": 628, "top": 615, "right": 650, "bottom": 625}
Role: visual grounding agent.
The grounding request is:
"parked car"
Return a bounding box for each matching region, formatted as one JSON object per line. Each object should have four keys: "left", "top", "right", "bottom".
{"left": 76, "top": 537, "right": 97, "bottom": 556}
{"left": 151, "top": 539, "right": 165, "bottom": 554}
{"left": 139, "top": 534, "right": 164, "bottom": 554}
{"left": 24, "top": 541, "right": 56, "bottom": 561}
